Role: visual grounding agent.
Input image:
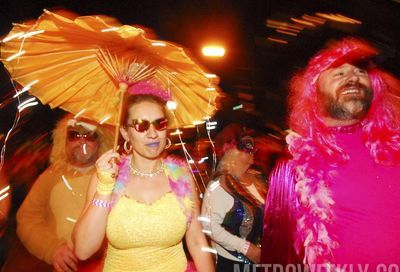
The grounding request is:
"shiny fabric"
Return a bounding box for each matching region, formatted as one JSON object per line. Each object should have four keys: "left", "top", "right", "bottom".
{"left": 262, "top": 127, "right": 400, "bottom": 267}
{"left": 222, "top": 197, "right": 263, "bottom": 263}
{"left": 1, "top": 9, "right": 220, "bottom": 128}
{"left": 261, "top": 159, "right": 301, "bottom": 265}
{"left": 104, "top": 193, "right": 187, "bottom": 272}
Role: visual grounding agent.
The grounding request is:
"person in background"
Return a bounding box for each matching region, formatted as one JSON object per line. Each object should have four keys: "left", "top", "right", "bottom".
{"left": 262, "top": 38, "right": 400, "bottom": 269}
{"left": 16, "top": 115, "right": 113, "bottom": 272}
{"left": 202, "top": 136, "right": 267, "bottom": 272}
{"left": 73, "top": 81, "right": 215, "bottom": 272}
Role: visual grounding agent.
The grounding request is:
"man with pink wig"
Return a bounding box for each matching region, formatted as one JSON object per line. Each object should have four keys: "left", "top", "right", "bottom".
{"left": 261, "top": 38, "right": 400, "bottom": 270}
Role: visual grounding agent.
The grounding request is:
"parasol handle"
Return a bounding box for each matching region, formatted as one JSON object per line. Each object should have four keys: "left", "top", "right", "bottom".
{"left": 114, "top": 82, "right": 128, "bottom": 152}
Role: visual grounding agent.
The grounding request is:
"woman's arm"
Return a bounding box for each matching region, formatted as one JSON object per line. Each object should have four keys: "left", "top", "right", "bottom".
{"left": 201, "top": 180, "right": 261, "bottom": 263}
{"left": 185, "top": 178, "right": 215, "bottom": 272}
{"left": 72, "top": 150, "right": 119, "bottom": 260}
{"left": 201, "top": 182, "right": 247, "bottom": 251}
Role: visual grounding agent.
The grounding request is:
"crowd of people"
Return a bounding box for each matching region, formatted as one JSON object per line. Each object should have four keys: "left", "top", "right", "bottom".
{"left": 1, "top": 34, "right": 400, "bottom": 272}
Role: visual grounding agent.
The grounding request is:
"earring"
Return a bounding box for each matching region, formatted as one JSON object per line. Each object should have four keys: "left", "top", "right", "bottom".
{"left": 165, "top": 138, "right": 172, "bottom": 149}
{"left": 124, "top": 140, "right": 133, "bottom": 154}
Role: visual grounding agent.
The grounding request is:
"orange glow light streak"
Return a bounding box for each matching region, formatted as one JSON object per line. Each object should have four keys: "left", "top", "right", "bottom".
{"left": 336, "top": 14, "right": 362, "bottom": 24}
{"left": 277, "top": 29, "right": 298, "bottom": 36}
{"left": 291, "top": 18, "right": 316, "bottom": 27}
{"left": 303, "top": 14, "right": 326, "bottom": 25}
{"left": 267, "top": 19, "right": 304, "bottom": 31}
{"left": 267, "top": 37, "right": 288, "bottom": 44}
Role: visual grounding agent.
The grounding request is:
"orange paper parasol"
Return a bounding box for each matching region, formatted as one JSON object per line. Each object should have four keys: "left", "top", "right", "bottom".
{"left": 1, "top": 9, "right": 220, "bottom": 131}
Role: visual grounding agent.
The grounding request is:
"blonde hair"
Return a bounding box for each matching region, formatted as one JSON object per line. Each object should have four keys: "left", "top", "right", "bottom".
{"left": 50, "top": 114, "right": 114, "bottom": 168}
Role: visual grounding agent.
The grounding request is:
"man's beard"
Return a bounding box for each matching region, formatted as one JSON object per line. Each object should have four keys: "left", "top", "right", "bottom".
{"left": 328, "top": 97, "right": 371, "bottom": 120}
{"left": 69, "top": 146, "right": 97, "bottom": 166}
{"left": 325, "top": 83, "right": 373, "bottom": 120}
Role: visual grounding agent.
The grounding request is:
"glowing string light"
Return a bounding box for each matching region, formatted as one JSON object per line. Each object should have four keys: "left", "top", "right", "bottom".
{"left": 209, "top": 180, "right": 220, "bottom": 192}
{"left": 74, "top": 108, "right": 87, "bottom": 119}
{"left": 174, "top": 142, "right": 187, "bottom": 147}
{"left": 198, "top": 157, "right": 209, "bottom": 164}
{"left": 61, "top": 175, "right": 73, "bottom": 191}
{"left": 0, "top": 193, "right": 9, "bottom": 201}
{"left": 17, "top": 97, "right": 36, "bottom": 109}
{"left": 151, "top": 42, "right": 166, "bottom": 47}
{"left": 0, "top": 185, "right": 10, "bottom": 196}
{"left": 201, "top": 247, "right": 217, "bottom": 254}
{"left": 170, "top": 129, "right": 183, "bottom": 136}
{"left": 2, "top": 31, "right": 24, "bottom": 43}
{"left": 205, "top": 73, "right": 217, "bottom": 79}
{"left": 6, "top": 50, "right": 26, "bottom": 62}
{"left": 18, "top": 30, "right": 45, "bottom": 39}
{"left": 197, "top": 216, "right": 211, "bottom": 223}
{"left": 17, "top": 102, "right": 38, "bottom": 112}
{"left": 99, "top": 115, "right": 111, "bottom": 124}
{"left": 206, "top": 121, "right": 217, "bottom": 131}
{"left": 233, "top": 104, "right": 243, "bottom": 110}
{"left": 13, "top": 79, "right": 39, "bottom": 98}
{"left": 192, "top": 120, "right": 205, "bottom": 126}
{"left": 101, "top": 27, "right": 119, "bottom": 32}
{"left": 206, "top": 125, "right": 218, "bottom": 173}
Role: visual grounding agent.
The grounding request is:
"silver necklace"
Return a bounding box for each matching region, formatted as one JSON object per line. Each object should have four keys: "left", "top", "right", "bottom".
{"left": 129, "top": 162, "right": 164, "bottom": 178}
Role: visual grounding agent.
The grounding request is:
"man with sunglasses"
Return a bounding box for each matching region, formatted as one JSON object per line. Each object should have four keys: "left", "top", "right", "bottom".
{"left": 14, "top": 115, "right": 113, "bottom": 272}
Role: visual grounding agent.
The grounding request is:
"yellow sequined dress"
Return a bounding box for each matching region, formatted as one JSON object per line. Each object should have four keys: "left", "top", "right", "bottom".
{"left": 104, "top": 192, "right": 188, "bottom": 272}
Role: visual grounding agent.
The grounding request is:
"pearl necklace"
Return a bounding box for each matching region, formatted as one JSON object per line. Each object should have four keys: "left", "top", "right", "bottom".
{"left": 129, "top": 162, "right": 164, "bottom": 178}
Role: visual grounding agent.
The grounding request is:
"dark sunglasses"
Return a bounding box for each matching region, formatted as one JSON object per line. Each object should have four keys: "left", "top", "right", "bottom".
{"left": 127, "top": 117, "right": 168, "bottom": 133}
{"left": 67, "top": 130, "right": 98, "bottom": 142}
{"left": 237, "top": 137, "right": 257, "bottom": 155}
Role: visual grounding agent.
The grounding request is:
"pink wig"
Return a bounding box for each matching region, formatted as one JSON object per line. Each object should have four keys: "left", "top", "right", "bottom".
{"left": 289, "top": 37, "right": 400, "bottom": 166}
{"left": 287, "top": 37, "right": 400, "bottom": 264}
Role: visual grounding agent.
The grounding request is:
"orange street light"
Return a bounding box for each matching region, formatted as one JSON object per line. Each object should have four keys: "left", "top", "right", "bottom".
{"left": 201, "top": 45, "right": 225, "bottom": 57}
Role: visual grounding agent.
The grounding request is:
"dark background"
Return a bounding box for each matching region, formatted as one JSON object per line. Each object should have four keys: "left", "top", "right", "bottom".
{"left": 1, "top": 0, "right": 400, "bottom": 147}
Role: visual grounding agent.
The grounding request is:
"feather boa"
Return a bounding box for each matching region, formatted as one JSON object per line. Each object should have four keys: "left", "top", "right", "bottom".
{"left": 287, "top": 133, "right": 338, "bottom": 265}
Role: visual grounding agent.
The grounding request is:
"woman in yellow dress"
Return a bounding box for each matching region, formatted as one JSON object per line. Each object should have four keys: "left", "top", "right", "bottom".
{"left": 73, "top": 82, "right": 215, "bottom": 272}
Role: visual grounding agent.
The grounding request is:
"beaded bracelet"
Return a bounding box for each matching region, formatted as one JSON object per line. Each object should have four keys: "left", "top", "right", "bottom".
{"left": 241, "top": 241, "right": 250, "bottom": 255}
{"left": 92, "top": 198, "right": 112, "bottom": 208}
